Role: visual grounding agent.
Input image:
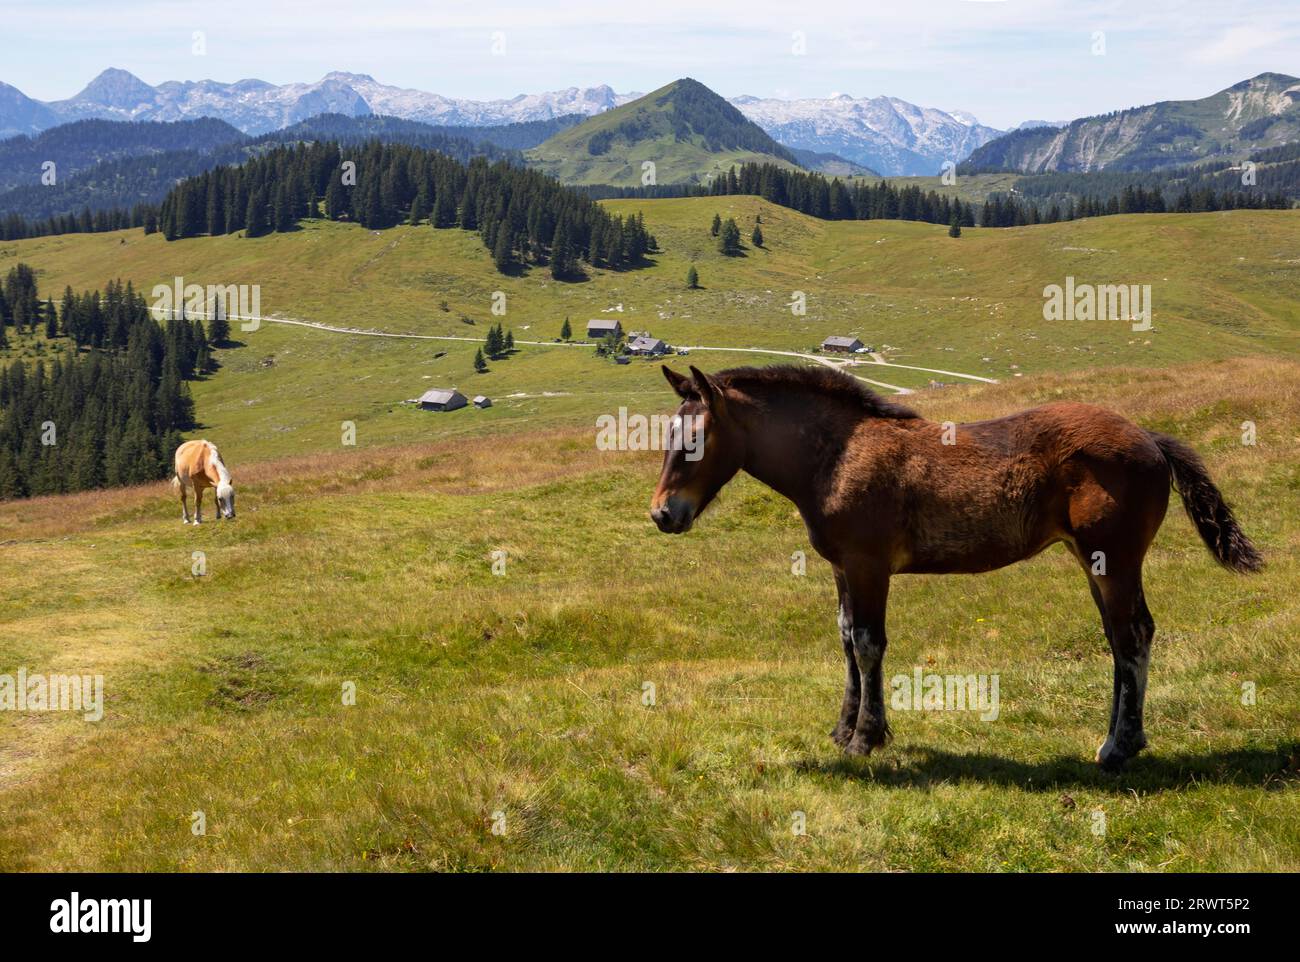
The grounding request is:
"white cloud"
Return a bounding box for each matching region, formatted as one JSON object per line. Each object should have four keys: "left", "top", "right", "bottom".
{"left": 1190, "top": 25, "right": 1285, "bottom": 65}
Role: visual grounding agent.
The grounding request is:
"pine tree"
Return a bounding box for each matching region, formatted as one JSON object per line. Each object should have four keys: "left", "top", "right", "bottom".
{"left": 493, "top": 229, "right": 513, "bottom": 272}
{"left": 409, "top": 186, "right": 429, "bottom": 226}
{"left": 550, "top": 218, "right": 573, "bottom": 280}
{"left": 274, "top": 184, "right": 294, "bottom": 232}
{"left": 208, "top": 306, "right": 230, "bottom": 347}
{"left": 710, "top": 213, "right": 721, "bottom": 236}
{"left": 560, "top": 317, "right": 572, "bottom": 340}
{"left": 948, "top": 213, "right": 962, "bottom": 238}
{"left": 245, "top": 190, "right": 267, "bottom": 237}
{"left": 433, "top": 189, "right": 457, "bottom": 229}
{"left": 324, "top": 176, "right": 347, "bottom": 220}
{"left": 474, "top": 348, "right": 487, "bottom": 373}
{"left": 751, "top": 224, "right": 763, "bottom": 247}
{"left": 504, "top": 329, "right": 514, "bottom": 352}
{"left": 718, "top": 218, "right": 742, "bottom": 256}
{"left": 686, "top": 265, "right": 699, "bottom": 289}
{"left": 44, "top": 297, "right": 58, "bottom": 338}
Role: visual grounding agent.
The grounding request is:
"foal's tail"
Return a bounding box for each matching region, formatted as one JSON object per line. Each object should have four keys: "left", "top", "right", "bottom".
{"left": 1147, "top": 431, "right": 1264, "bottom": 573}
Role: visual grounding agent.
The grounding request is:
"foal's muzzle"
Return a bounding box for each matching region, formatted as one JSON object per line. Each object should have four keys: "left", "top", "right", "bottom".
{"left": 650, "top": 496, "right": 694, "bottom": 534}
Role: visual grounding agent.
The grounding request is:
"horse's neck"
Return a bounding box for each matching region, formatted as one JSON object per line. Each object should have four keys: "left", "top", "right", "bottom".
{"left": 207, "top": 447, "right": 230, "bottom": 486}
{"left": 738, "top": 398, "right": 847, "bottom": 512}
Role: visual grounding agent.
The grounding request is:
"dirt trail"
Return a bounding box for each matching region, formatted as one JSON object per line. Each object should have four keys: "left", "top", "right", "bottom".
{"left": 184, "top": 311, "right": 996, "bottom": 395}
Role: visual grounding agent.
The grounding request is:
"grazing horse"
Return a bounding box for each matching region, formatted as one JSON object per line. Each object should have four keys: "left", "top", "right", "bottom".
{"left": 649, "top": 365, "right": 1262, "bottom": 770}
{"left": 173, "top": 440, "right": 236, "bottom": 524}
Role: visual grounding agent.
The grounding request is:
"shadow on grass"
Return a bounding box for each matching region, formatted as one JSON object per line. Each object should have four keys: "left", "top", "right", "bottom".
{"left": 792, "top": 743, "right": 1300, "bottom": 794}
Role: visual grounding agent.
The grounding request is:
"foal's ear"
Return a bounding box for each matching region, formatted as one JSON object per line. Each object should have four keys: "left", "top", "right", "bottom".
{"left": 662, "top": 366, "right": 696, "bottom": 400}
{"left": 688, "top": 366, "right": 724, "bottom": 408}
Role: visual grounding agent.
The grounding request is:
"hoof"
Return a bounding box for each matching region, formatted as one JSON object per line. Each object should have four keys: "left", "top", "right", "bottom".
{"left": 844, "top": 729, "right": 890, "bottom": 757}
{"left": 830, "top": 725, "right": 854, "bottom": 748}
{"left": 1096, "top": 735, "right": 1146, "bottom": 772}
{"left": 844, "top": 736, "right": 875, "bottom": 757}
{"left": 1096, "top": 744, "right": 1127, "bottom": 772}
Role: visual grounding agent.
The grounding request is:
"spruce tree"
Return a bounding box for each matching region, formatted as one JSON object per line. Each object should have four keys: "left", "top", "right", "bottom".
{"left": 718, "top": 218, "right": 742, "bottom": 255}
{"left": 274, "top": 184, "right": 294, "bottom": 232}
{"left": 751, "top": 224, "right": 763, "bottom": 247}
{"left": 245, "top": 190, "right": 267, "bottom": 237}
{"left": 550, "top": 219, "right": 573, "bottom": 280}
{"left": 560, "top": 317, "right": 572, "bottom": 340}
{"left": 409, "top": 187, "right": 429, "bottom": 226}
{"left": 208, "top": 307, "right": 230, "bottom": 347}
{"left": 710, "top": 213, "right": 721, "bottom": 236}
{"left": 493, "top": 229, "right": 513, "bottom": 272}
{"left": 474, "top": 348, "right": 487, "bottom": 373}
{"left": 324, "top": 177, "right": 347, "bottom": 220}
{"left": 686, "top": 265, "right": 699, "bottom": 289}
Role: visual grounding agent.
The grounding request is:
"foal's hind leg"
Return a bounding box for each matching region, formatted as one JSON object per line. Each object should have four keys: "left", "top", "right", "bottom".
{"left": 1069, "top": 546, "right": 1121, "bottom": 743}
{"left": 1093, "top": 569, "right": 1155, "bottom": 771}
{"left": 830, "top": 568, "right": 861, "bottom": 748}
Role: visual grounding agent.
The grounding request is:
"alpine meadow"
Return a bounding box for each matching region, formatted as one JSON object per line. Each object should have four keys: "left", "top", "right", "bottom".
{"left": 0, "top": 1, "right": 1297, "bottom": 909}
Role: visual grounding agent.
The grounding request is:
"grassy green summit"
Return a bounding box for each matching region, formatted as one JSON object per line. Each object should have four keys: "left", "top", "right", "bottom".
{"left": 527, "top": 78, "right": 802, "bottom": 186}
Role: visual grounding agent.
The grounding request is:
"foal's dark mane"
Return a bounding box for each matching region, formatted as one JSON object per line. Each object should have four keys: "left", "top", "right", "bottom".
{"left": 716, "top": 365, "right": 920, "bottom": 420}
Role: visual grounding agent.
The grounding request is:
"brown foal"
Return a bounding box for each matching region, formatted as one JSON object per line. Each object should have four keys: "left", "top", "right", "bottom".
{"left": 649, "top": 364, "right": 1262, "bottom": 770}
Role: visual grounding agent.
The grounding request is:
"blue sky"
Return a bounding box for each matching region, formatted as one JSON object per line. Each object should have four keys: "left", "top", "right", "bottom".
{"left": 4, "top": 0, "right": 1298, "bottom": 128}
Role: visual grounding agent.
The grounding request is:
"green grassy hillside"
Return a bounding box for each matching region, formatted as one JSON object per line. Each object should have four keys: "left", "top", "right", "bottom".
{"left": 2, "top": 198, "right": 1299, "bottom": 871}
{"left": 2, "top": 204, "right": 1297, "bottom": 462}
{"left": 526, "top": 79, "right": 802, "bottom": 186}
{"left": 1, "top": 356, "right": 1296, "bottom": 870}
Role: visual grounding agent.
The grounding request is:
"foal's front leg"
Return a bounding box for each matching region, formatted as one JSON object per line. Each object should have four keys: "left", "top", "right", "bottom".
{"left": 830, "top": 569, "right": 860, "bottom": 748}
{"left": 843, "top": 569, "right": 892, "bottom": 756}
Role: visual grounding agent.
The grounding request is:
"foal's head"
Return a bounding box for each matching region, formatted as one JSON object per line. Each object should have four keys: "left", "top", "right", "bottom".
{"left": 650, "top": 366, "right": 746, "bottom": 534}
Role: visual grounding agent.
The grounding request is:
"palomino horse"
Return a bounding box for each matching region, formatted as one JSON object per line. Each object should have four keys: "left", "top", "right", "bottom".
{"left": 649, "top": 365, "right": 1262, "bottom": 770}
{"left": 173, "top": 440, "right": 236, "bottom": 523}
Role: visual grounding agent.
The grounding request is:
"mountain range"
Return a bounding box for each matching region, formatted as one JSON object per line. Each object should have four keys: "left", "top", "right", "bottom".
{"left": 0, "top": 69, "right": 1004, "bottom": 175}
{"left": 963, "top": 72, "right": 1300, "bottom": 173}
{"left": 3, "top": 68, "right": 1298, "bottom": 195}
{"left": 730, "top": 93, "right": 1002, "bottom": 176}
{"left": 0, "top": 69, "right": 640, "bottom": 139}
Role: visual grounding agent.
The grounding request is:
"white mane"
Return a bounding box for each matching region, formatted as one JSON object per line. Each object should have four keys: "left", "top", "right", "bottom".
{"left": 208, "top": 442, "right": 232, "bottom": 487}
